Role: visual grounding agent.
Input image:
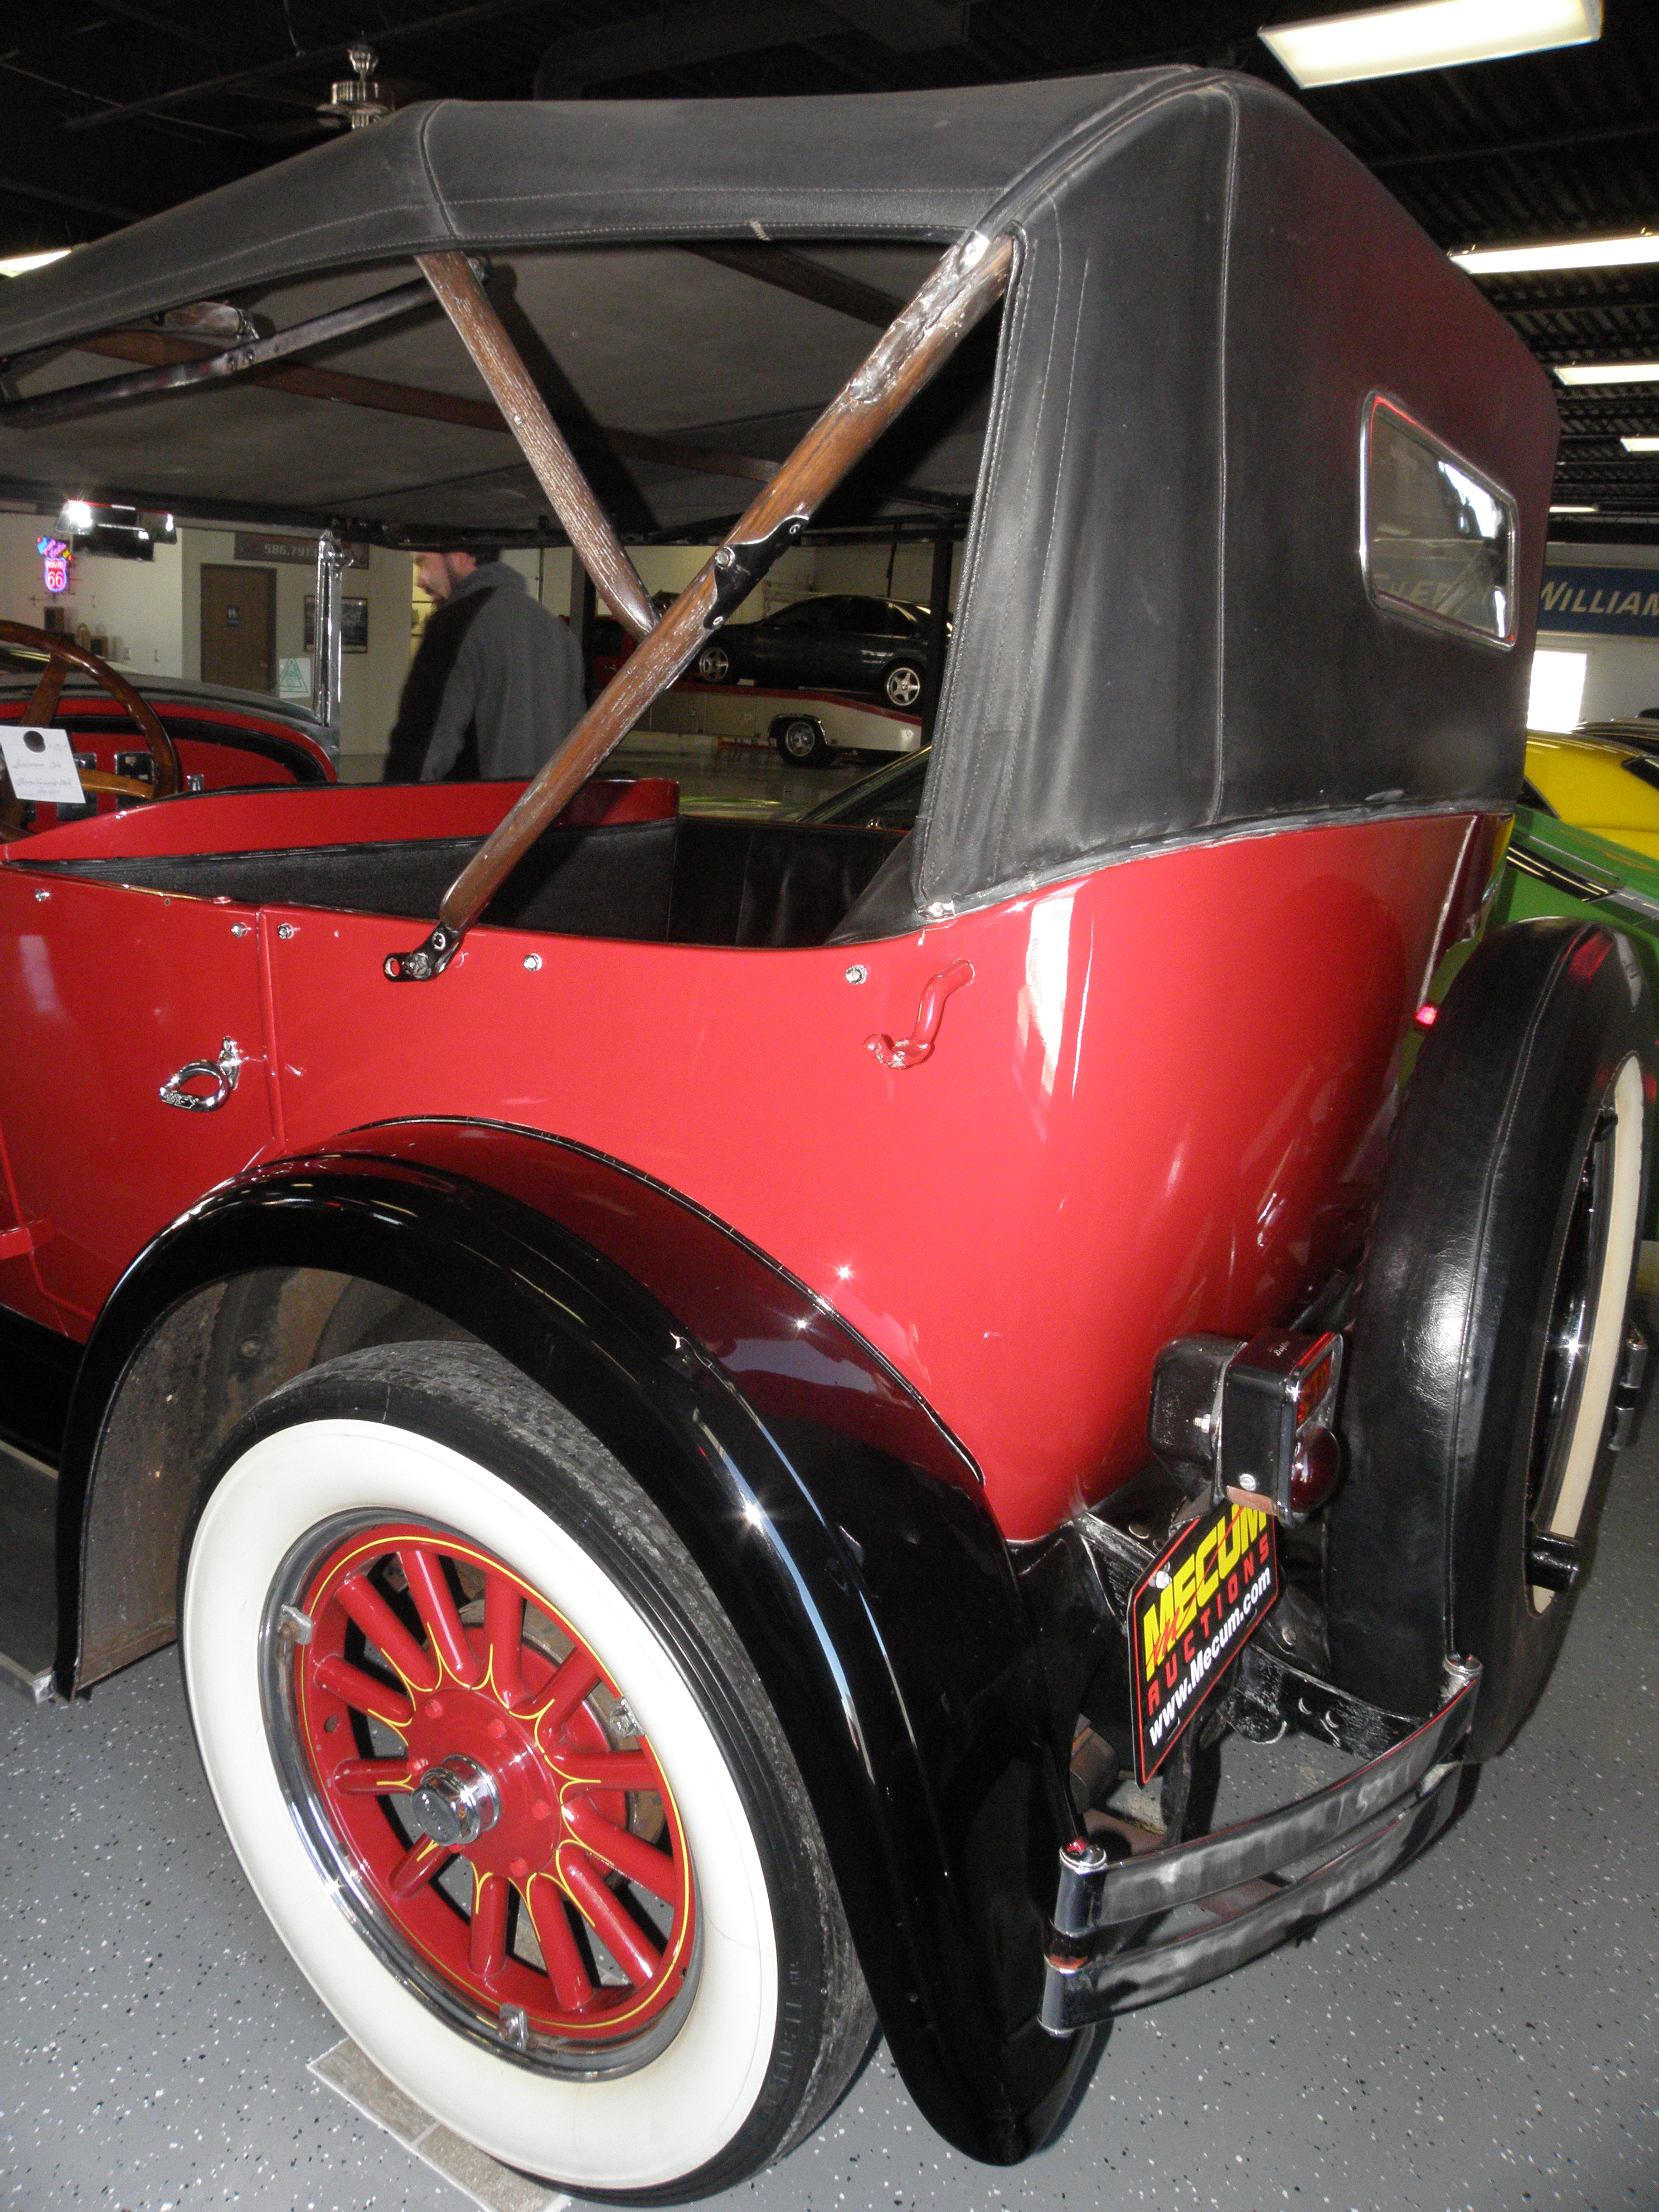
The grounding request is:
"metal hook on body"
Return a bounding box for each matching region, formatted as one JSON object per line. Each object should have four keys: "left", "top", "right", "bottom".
{"left": 867, "top": 962, "right": 973, "bottom": 1070}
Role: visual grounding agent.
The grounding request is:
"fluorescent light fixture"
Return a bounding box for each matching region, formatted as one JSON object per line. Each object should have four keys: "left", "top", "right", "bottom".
{"left": 1623, "top": 436, "right": 1659, "bottom": 453}
{"left": 1550, "top": 503, "right": 1597, "bottom": 514}
{"left": 1454, "top": 232, "right": 1659, "bottom": 276}
{"left": 1261, "top": 0, "right": 1601, "bottom": 89}
{"left": 0, "top": 248, "right": 69, "bottom": 280}
{"left": 1556, "top": 361, "right": 1659, "bottom": 386}
{"left": 1527, "top": 648, "right": 1588, "bottom": 731}
{"left": 59, "top": 499, "right": 94, "bottom": 532}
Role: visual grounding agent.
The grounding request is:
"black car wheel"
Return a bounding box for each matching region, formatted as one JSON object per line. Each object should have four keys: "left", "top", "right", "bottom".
{"left": 1326, "top": 921, "right": 1653, "bottom": 1759}
{"left": 181, "top": 1343, "right": 873, "bottom": 2199}
{"left": 774, "top": 717, "right": 831, "bottom": 768}
{"left": 883, "top": 663, "right": 924, "bottom": 711}
{"left": 696, "top": 643, "right": 733, "bottom": 683}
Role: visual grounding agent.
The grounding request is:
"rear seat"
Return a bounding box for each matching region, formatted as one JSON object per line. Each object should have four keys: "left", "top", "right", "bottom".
{"left": 36, "top": 817, "right": 901, "bottom": 950}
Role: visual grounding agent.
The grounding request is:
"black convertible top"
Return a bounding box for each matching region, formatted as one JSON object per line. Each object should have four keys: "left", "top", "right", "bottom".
{"left": 0, "top": 71, "right": 1559, "bottom": 914}
{"left": 0, "top": 76, "right": 1138, "bottom": 351}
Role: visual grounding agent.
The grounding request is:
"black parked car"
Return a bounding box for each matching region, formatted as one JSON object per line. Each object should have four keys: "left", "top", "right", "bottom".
{"left": 694, "top": 593, "right": 942, "bottom": 707}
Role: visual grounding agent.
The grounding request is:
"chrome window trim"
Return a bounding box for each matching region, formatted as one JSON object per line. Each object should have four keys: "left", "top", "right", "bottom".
{"left": 1359, "top": 390, "right": 1520, "bottom": 653}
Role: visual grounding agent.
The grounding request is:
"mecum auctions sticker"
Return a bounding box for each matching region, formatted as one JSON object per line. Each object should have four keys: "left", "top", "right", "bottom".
{"left": 1129, "top": 1498, "right": 1279, "bottom": 1784}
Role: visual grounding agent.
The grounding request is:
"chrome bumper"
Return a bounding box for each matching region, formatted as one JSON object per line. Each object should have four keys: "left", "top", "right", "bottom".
{"left": 1039, "top": 1661, "right": 1479, "bottom": 2032}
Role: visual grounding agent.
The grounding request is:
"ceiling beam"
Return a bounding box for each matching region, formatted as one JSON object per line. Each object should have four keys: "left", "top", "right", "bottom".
{"left": 1369, "top": 115, "right": 1659, "bottom": 175}
{"left": 1555, "top": 394, "right": 1659, "bottom": 425}
{"left": 533, "top": 0, "right": 968, "bottom": 93}
{"left": 90, "top": 1, "right": 227, "bottom": 54}
{"left": 1490, "top": 282, "right": 1659, "bottom": 323}
{"left": 61, "top": 0, "right": 566, "bottom": 133}
{"left": 0, "top": 173, "right": 143, "bottom": 223}
{"left": 536, "top": 3, "right": 837, "bottom": 93}
{"left": 70, "top": 329, "right": 783, "bottom": 484}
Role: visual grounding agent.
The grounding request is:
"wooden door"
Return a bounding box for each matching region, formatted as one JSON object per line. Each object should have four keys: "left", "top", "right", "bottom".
{"left": 201, "top": 564, "right": 275, "bottom": 692}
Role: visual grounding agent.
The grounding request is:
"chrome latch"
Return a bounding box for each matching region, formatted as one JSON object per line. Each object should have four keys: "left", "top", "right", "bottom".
{"left": 159, "top": 1037, "right": 243, "bottom": 1112}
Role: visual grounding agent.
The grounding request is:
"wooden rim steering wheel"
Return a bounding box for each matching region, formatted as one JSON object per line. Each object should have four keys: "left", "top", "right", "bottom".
{"left": 0, "top": 618, "right": 182, "bottom": 829}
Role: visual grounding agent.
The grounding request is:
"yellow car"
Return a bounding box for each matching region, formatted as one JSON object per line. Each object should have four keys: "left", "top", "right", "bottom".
{"left": 1524, "top": 722, "right": 1659, "bottom": 860}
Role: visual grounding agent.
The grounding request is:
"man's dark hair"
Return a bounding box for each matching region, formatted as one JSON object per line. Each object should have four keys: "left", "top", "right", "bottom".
{"left": 449, "top": 544, "right": 501, "bottom": 564}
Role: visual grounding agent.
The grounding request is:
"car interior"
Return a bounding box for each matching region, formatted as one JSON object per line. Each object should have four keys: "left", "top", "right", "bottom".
{"left": 31, "top": 814, "right": 908, "bottom": 948}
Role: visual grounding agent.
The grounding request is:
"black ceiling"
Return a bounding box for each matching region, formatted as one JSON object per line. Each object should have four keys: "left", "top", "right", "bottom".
{"left": 3, "top": 0, "right": 1657, "bottom": 539}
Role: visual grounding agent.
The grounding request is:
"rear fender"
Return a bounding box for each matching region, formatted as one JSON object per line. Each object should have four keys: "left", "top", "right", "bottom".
{"left": 60, "top": 1119, "right": 1084, "bottom": 2166}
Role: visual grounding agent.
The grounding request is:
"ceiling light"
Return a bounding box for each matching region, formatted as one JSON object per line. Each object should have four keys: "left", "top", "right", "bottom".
{"left": 59, "top": 499, "right": 94, "bottom": 532}
{"left": 0, "top": 248, "right": 69, "bottom": 280}
{"left": 1623, "top": 437, "right": 1659, "bottom": 453}
{"left": 1550, "top": 503, "right": 1597, "bottom": 514}
{"left": 1555, "top": 361, "right": 1659, "bottom": 386}
{"left": 1453, "top": 232, "right": 1659, "bottom": 276}
{"left": 1260, "top": 0, "right": 1601, "bottom": 89}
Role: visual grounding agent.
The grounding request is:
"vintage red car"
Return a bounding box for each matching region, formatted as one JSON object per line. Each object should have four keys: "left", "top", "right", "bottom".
{"left": 0, "top": 651, "right": 336, "bottom": 826}
{"left": 0, "top": 66, "right": 1647, "bottom": 2204}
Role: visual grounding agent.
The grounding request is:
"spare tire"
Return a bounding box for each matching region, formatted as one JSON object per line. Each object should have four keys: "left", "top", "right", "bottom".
{"left": 1326, "top": 919, "right": 1653, "bottom": 1760}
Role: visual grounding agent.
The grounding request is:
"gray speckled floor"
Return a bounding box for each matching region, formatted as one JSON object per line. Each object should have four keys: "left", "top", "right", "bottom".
{"left": 3, "top": 1417, "right": 1655, "bottom": 2211}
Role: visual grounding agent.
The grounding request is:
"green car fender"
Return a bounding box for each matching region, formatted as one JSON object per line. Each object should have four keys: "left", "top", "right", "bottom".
{"left": 1489, "top": 804, "right": 1659, "bottom": 1243}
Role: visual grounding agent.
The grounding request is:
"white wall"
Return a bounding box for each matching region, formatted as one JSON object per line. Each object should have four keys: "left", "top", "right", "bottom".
{"left": 0, "top": 508, "right": 182, "bottom": 676}
{"left": 812, "top": 538, "right": 962, "bottom": 610}
{"left": 345, "top": 544, "right": 416, "bottom": 778}
{"left": 1538, "top": 544, "right": 1659, "bottom": 723}
{"left": 179, "top": 526, "right": 413, "bottom": 780}
{"left": 500, "top": 545, "right": 577, "bottom": 616}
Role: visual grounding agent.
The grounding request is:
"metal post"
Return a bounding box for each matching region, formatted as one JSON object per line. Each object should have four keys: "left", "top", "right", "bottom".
{"left": 313, "top": 529, "right": 348, "bottom": 751}
{"left": 920, "top": 533, "right": 953, "bottom": 745}
{"left": 571, "top": 563, "right": 597, "bottom": 700}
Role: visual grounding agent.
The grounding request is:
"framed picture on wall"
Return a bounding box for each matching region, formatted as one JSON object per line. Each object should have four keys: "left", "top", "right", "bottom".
{"left": 303, "top": 595, "right": 370, "bottom": 652}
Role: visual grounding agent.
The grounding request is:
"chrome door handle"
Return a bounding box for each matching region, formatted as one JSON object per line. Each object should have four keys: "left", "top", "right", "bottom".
{"left": 159, "top": 1037, "right": 244, "bottom": 1112}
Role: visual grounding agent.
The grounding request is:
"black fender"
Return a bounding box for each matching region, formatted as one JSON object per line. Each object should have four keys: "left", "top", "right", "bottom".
{"left": 59, "top": 1118, "right": 1087, "bottom": 2166}
{"left": 1327, "top": 921, "right": 1655, "bottom": 1757}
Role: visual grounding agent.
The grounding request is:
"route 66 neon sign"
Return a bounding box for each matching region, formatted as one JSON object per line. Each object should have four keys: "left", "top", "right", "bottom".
{"left": 37, "top": 536, "right": 71, "bottom": 594}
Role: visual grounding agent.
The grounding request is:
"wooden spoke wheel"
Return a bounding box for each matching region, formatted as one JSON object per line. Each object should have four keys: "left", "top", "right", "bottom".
{"left": 0, "top": 618, "right": 181, "bottom": 827}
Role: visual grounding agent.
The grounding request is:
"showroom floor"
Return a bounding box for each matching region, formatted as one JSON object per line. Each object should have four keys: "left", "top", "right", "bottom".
{"left": 3, "top": 1370, "right": 1655, "bottom": 2211}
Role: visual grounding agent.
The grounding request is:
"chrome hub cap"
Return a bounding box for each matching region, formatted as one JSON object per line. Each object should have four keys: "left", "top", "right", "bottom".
{"left": 408, "top": 1754, "right": 501, "bottom": 1849}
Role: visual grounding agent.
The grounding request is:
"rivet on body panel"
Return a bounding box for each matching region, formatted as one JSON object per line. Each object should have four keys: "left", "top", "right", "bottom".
{"left": 845, "top": 964, "right": 867, "bottom": 985}
{"left": 523, "top": 953, "right": 542, "bottom": 971}
{"left": 277, "top": 923, "right": 296, "bottom": 940}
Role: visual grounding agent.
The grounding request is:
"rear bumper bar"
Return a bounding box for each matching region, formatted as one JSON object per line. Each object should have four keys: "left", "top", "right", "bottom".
{"left": 1040, "top": 1661, "right": 1479, "bottom": 2032}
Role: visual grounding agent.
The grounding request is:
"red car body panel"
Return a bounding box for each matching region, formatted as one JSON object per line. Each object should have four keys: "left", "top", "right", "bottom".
{"left": 0, "top": 872, "right": 274, "bottom": 1323}
{"left": 1, "top": 775, "right": 673, "bottom": 866}
{"left": 0, "top": 790, "right": 1490, "bottom": 1540}
{"left": 0, "top": 693, "right": 337, "bottom": 822}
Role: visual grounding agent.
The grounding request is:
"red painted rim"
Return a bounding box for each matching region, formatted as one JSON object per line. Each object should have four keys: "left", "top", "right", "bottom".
{"left": 292, "top": 1520, "right": 696, "bottom": 2044}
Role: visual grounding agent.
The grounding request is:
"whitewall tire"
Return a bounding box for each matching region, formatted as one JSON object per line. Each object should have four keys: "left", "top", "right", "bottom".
{"left": 180, "top": 1345, "right": 871, "bottom": 2198}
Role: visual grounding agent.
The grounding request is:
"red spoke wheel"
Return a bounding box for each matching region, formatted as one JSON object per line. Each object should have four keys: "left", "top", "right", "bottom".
{"left": 183, "top": 1345, "right": 872, "bottom": 2198}
{"left": 289, "top": 1522, "right": 696, "bottom": 2053}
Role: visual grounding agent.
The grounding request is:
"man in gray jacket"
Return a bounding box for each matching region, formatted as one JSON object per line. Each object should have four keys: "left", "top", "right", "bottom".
{"left": 384, "top": 547, "right": 588, "bottom": 782}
